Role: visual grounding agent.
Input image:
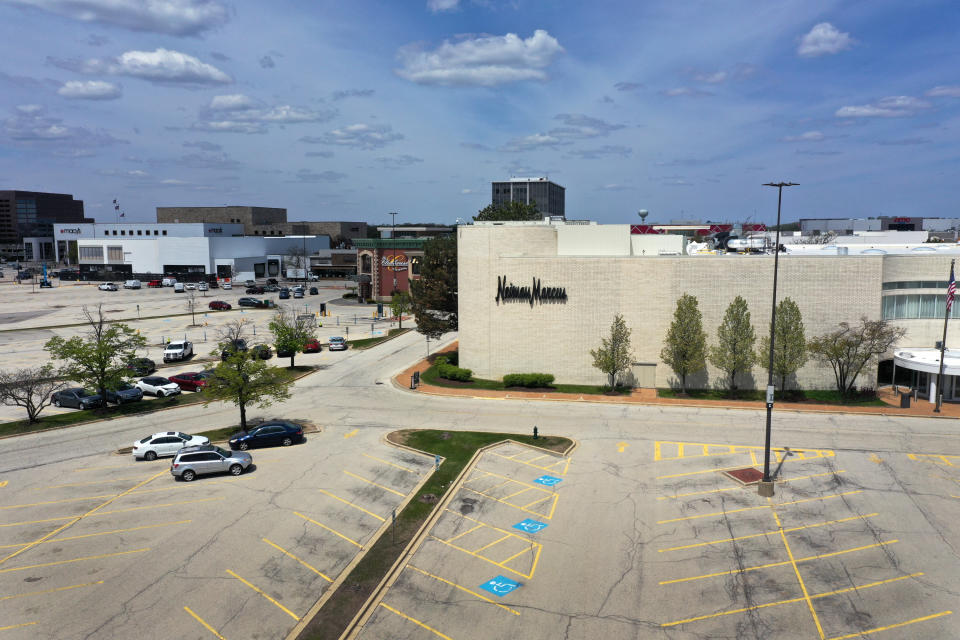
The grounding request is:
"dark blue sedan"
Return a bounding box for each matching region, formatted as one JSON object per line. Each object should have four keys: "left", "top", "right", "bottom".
{"left": 229, "top": 421, "right": 304, "bottom": 450}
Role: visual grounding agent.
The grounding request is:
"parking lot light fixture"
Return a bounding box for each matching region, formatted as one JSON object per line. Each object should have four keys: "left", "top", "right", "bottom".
{"left": 759, "top": 181, "right": 797, "bottom": 497}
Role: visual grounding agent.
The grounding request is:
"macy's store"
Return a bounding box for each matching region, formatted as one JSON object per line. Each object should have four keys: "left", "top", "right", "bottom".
{"left": 353, "top": 238, "right": 424, "bottom": 301}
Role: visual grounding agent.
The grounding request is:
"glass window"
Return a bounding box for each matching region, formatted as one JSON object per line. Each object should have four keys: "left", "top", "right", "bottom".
{"left": 162, "top": 230, "right": 167, "bottom": 236}
{"left": 104, "top": 230, "right": 109, "bottom": 236}
{"left": 920, "top": 294, "right": 938, "bottom": 318}
{"left": 154, "top": 230, "right": 158, "bottom": 235}
{"left": 120, "top": 230, "right": 125, "bottom": 236}
{"left": 137, "top": 230, "right": 142, "bottom": 236}
{"left": 901, "top": 295, "right": 920, "bottom": 319}
{"left": 882, "top": 296, "right": 895, "bottom": 319}
{"left": 112, "top": 230, "right": 117, "bottom": 235}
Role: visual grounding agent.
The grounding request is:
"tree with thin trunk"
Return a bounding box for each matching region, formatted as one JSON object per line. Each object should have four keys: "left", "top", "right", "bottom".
{"left": 807, "top": 317, "right": 905, "bottom": 398}
{"left": 185, "top": 289, "right": 199, "bottom": 326}
{"left": 591, "top": 314, "right": 633, "bottom": 390}
{"left": 709, "top": 296, "right": 757, "bottom": 393}
{"left": 390, "top": 290, "right": 412, "bottom": 329}
{"left": 410, "top": 235, "right": 458, "bottom": 339}
{"left": 758, "top": 297, "right": 808, "bottom": 393}
{"left": 0, "top": 365, "right": 67, "bottom": 423}
{"left": 269, "top": 307, "right": 316, "bottom": 368}
{"left": 204, "top": 319, "right": 293, "bottom": 430}
{"left": 44, "top": 304, "right": 146, "bottom": 405}
{"left": 660, "top": 293, "right": 707, "bottom": 394}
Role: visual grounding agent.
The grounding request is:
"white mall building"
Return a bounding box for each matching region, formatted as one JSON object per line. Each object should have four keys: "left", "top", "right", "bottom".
{"left": 458, "top": 221, "right": 960, "bottom": 402}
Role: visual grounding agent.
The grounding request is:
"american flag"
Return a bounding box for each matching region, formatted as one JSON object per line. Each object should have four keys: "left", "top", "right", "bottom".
{"left": 948, "top": 263, "right": 956, "bottom": 312}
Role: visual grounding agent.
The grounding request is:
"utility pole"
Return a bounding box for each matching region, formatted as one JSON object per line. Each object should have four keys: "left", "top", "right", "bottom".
{"left": 758, "top": 182, "right": 797, "bottom": 497}
{"left": 388, "top": 211, "right": 399, "bottom": 293}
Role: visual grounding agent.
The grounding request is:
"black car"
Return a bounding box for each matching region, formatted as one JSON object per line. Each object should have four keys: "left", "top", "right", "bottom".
{"left": 309, "top": 287, "right": 318, "bottom": 295}
{"left": 251, "top": 344, "right": 273, "bottom": 359}
{"left": 221, "top": 339, "right": 248, "bottom": 360}
{"left": 237, "top": 297, "right": 259, "bottom": 307}
{"left": 126, "top": 357, "right": 156, "bottom": 376}
{"left": 105, "top": 383, "right": 144, "bottom": 404}
{"left": 264, "top": 284, "right": 280, "bottom": 292}
{"left": 266, "top": 278, "right": 279, "bottom": 285}
{"left": 229, "top": 420, "right": 305, "bottom": 450}
{"left": 246, "top": 286, "right": 265, "bottom": 294}
{"left": 52, "top": 388, "right": 104, "bottom": 409}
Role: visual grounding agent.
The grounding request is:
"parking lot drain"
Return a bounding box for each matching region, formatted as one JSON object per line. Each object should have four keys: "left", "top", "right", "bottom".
{"left": 724, "top": 467, "right": 764, "bottom": 485}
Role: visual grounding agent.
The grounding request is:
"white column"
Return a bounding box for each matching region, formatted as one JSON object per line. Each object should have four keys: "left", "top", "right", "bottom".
{"left": 929, "top": 379, "right": 937, "bottom": 404}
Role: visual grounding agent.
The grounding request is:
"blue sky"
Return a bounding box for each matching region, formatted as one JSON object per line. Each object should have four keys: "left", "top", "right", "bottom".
{"left": 1, "top": 0, "right": 958, "bottom": 226}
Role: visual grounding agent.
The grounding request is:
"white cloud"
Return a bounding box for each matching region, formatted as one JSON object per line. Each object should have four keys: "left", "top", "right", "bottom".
{"left": 7, "top": 0, "right": 228, "bottom": 35}
{"left": 427, "top": 0, "right": 459, "bottom": 12}
{"left": 461, "top": 188, "right": 477, "bottom": 194}
{"left": 3, "top": 104, "right": 125, "bottom": 146}
{"left": 693, "top": 70, "right": 727, "bottom": 84}
{"left": 396, "top": 29, "right": 564, "bottom": 86}
{"left": 798, "top": 23, "right": 853, "bottom": 58}
{"left": 58, "top": 80, "right": 121, "bottom": 100}
{"left": 195, "top": 95, "right": 335, "bottom": 132}
{"left": 192, "top": 120, "right": 265, "bottom": 134}
{"left": 835, "top": 95, "right": 930, "bottom": 118}
{"left": 376, "top": 154, "right": 424, "bottom": 169}
{"left": 301, "top": 123, "right": 404, "bottom": 150}
{"left": 926, "top": 85, "right": 960, "bottom": 98}
{"left": 209, "top": 94, "right": 255, "bottom": 110}
{"left": 51, "top": 48, "right": 232, "bottom": 85}
{"left": 499, "top": 133, "right": 564, "bottom": 152}
{"left": 550, "top": 113, "right": 624, "bottom": 139}
{"left": 781, "top": 130, "right": 825, "bottom": 142}
{"left": 661, "top": 87, "right": 713, "bottom": 97}
{"left": 567, "top": 145, "right": 632, "bottom": 159}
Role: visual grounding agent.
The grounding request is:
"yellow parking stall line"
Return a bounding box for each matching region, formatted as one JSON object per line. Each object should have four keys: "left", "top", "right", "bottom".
{"left": 0, "top": 519, "right": 192, "bottom": 549}
{"left": 446, "top": 524, "right": 484, "bottom": 543}
{"left": 30, "top": 474, "right": 157, "bottom": 490}
{"left": 520, "top": 454, "right": 549, "bottom": 464}
{"left": 654, "top": 441, "right": 662, "bottom": 461}
{"left": 656, "top": 490, "right": 862, "bottom": 524}
{"left": 471, "top": 469, "right": 559, "bottom": 495}
{"left": 429, "top": 535, "right": 536, "bottom": 580}
{"left": 472, "top": 534, "right": 511, "bottom": 554}
{"left": 827, "top": 611, "right": 952, "bottom": 640}
{"left": 406, "top": 565, "right": 520, "bottom": 615}
{"left": 659, "top": 540, "right": 898, "bottom": 585}
{"left": 262, "top": 538, "right": 333, "bottom": 582}
{"left": 661, "top": 573, "right": 925, "bottom": 627}
{"left": 489, "top": 451, "right": 569, "bottom": 475}
{"left": 656, "top": 462, "right": 763, "bottom": 480}
{"left": 184, "top": 606, "right": 228, "bottom": 640}
{"left": 501, "top": 487, "right": 532, "bottom": 501}
{"left": 317, "top": 488, "right": 385, "bottom": 522}
{"left": 0, "top": 580, "right": 104, "bottom": 602}
{"left": 771, "top": 508, "right": 824, "bottom": 639}
{"left": 499, "top": 545, "right": 535, "bottom": 567}
{"left": 657, "top": 470, "right": 847, "bottom": 501}
{"left": 750, "top": 449, "right": 759, "bottom": 466}
{"left": 0, "top": 492, "right": 116, "bottom": 510}
{"left": 553, "top": 457, "right": 571, "bottom": 476}
{"left": 0, "top": 497, "right": 222, "bottom": 529}
{"left": 343, "top": 470, "right": 405, "bottom": 497}
{"left": 73, "top": 462, "right": 144, "bottom": 473}
{"left": 0, "top": 547, "right": 149, "bottom": 574}
{"left": 0, "top": 481, "right": 6, "bottom": 488}
{"left": 471, "top": 479, "right": 513, "bottom": 494}
{"left": 361, "top": 453, "right": 418, "bottom": 474}
{"left": 294, "top": 511, "right": 363, "bottom": 548}
{"left": 226, "top": 569, "right": 300, "bottom": 621}
{"left": 658, "top": 513, "right": 879, "bottom": 553}
{"left": 0, "top": 622, "right": 37, "bottom": 632}
{"left": 379, "top": 602, "right": 453, "bottom": 640}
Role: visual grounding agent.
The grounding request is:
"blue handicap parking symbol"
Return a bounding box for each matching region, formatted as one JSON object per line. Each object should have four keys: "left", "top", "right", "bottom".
{"left": 534, "top": 475, "right": 562, "bottom": 486}
{"left": 513, "top": 518, "right": 548, "bottom": 533}
{"left": 479, "top": 575, "right": 520, "bottom": 597}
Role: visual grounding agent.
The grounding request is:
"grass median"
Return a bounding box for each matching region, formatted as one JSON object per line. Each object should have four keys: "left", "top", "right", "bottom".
{"left": 657, "top": 387, "right": 887, "bottom": 406}
{"left": 346, "top": 327, "right": 411, "bottom": 350}
{"left": 298, "top": 428, "right": 572, "bottom": 640}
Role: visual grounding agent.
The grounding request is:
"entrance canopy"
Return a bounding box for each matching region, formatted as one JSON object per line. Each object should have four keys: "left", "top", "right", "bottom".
{"left": 893, "top": 348, "right": 960, "bottom": 375}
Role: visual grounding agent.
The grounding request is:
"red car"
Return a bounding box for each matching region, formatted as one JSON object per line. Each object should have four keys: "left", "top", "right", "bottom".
{"left": 147, "top": 280, "right": 163, "bottom": 288}
{"left": 167, "top": 371, "right": 212, "bottom": 392}
{"left": 303, "top": 339, "right": 321, "bottom": 353}
{"left": 208, "top": 300, "right": 232, "bottom": 310}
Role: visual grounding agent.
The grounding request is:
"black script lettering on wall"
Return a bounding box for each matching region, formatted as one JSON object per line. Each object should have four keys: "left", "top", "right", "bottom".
{"left": 495, "top": 276, "right": 567, "bottom": 306}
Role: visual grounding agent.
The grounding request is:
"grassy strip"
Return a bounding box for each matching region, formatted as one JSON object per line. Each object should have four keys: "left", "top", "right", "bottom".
{"left": 420, "top": 359, "right": 632, "bottom": 396}
{"left": 0, "top": 365, "right": 316, "bottom": 438}
{"left": 298, "top": 429, "right": 572, "bottom": 640}
{"left": 346, "top": 327, "right": 412, "bottom": 350}
{"left": 657, "top": 387, "right": 887, "bottom": 406}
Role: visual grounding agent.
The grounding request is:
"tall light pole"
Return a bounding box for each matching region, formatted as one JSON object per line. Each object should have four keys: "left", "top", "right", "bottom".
{"left": 758, "top": 181, "right": 797, "bottom": 497}
{"left": 388, "top": 211, "right": 399, "bottom": 292}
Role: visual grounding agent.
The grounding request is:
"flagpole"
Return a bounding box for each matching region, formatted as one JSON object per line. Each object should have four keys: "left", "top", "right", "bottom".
{"left": 934, "top": 258, "right": 955, "bottom": 413}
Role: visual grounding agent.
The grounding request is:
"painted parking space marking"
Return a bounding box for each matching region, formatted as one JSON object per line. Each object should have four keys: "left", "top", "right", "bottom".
{"left": 654, "top": 440, "right": 834, "bottom": 462}
{"left": 379, "top": 602, "right": 453, "bottom": 640}
{"left": 226, "top": 569, "right": 300, "bottom": 621}
{"left": 0, "top": 483, "right": 181, "bottom": 511}
{"left": 463, "top": 469, "right": 559, "bottom": 518}
{"left": 827, "top": 611, "right": 953, "bottom": 640}
{"left": 343, "top": 429, "right": 358, "bottom": 439}
{"left": 0, "top": 621, "right": 37, "bottom": 632}
{"left": 513, "top": 518, "right": 548, "bottom": 533}
{"left": 490, "top": 450, "right": 571, "bottom": 476}
{"left": 0, "top": 547, "right": 150, "bottom": 574}
{"left": 29, "top": 473, "right": 159, "bottom": 491}
{"left": 907, "top": 452, "right": 960, "bottom": 467}
{"left": 405, "top": 565, "right": 520, "bottom": 616}
{"left": 479, "top": 575, "right": 520, "bottom": 597}
{"left": 294, "top": 510, "right": 363, "bottom": 548}
{"left": 0, "top": 481, "right": 7, "bottom": 488}
{"left": 317, "top": 488, "right": 385, "bottom": 522}
{"left": 360, "top": 452, "right": 419, "bottom": 474}
{"left": 657, "top": 470, "right": 847, "bottom": 501}
{"left": 533, "top": 475, "right": 562, "bottom": 487}
{"left": 0, "top": 520, "right": 191, "bottom": 550}
{"left": 184, "top": 606, "right": 228, "bottom": 640}
{"left": 262, "top": 538, "right": 333, "bottom": 582}
{"left": 0, "top": 496, "right": 223, "bottom": 529}
{"left": 343, "top": 470, "right": 406, "bottom": 497}
{"left": 656, "top": 490, "right": 863, "bottom": 524}
{"left": 430, "top": 510, "right": 542, "bottom": 579}
{"left": 0, "top": 580, "right": 104, "bottom": 602}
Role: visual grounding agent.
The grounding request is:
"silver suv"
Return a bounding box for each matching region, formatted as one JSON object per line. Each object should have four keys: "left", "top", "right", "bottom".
{"left": 170, "top": 445, "right": 252, "bottom": 481}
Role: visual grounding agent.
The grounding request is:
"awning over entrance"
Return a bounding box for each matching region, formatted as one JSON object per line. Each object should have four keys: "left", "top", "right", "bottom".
{"left": 893, "top": 348, "right": 960, "bottom": 375}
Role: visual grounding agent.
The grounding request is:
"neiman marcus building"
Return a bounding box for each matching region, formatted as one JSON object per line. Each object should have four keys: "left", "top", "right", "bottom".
{"left": 458, "top": 221, "right": 960, "bottom": 399}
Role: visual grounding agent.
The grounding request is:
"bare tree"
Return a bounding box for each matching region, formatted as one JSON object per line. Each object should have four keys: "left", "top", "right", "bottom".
{"left": 185, "top": 289, "right": 200, "bottom": 326}
{"left": 808, "top": 317, "right": 906, "bottom": 397}
{"left": 0, "top": 364, "right": 68, "bottom": 423}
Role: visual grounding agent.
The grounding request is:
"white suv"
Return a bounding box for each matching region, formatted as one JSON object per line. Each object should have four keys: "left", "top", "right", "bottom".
{"left": 163, "top": 341, "right": 193, "bottom": 362}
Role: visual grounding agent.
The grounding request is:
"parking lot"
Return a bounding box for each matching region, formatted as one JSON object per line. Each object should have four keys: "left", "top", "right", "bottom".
{"left": 0, "top": 426, "right": 434, "bottom": 639}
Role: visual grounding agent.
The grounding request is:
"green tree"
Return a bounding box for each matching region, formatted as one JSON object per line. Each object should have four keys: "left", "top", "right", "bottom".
{"left": 205, "top": 319, "right": 293, "bottom": 430}
{"left": 758, "top": 297, "right": 808, "bottom": 393}
{"left": 473, "top": 201, "right": 542, "bottom": 222}
{"left": 0, "top": 365, "right": 67, "bottom": 423}
{"left": 709, "top": 296, "right": 757, "bottom": 393}
{"left": 390, "top": 290, "right": 412, "bottom": 329}
{"left": 269, "top": 308, "right": 317, "bottom": 368}
{"left": 807, "top": 317, "right": 905, "bottom": 398}
{"left": 44, "top": 305, "right": 147, "bottom": 404}
{"left": 660, "top": 293, "right": 707, "bottom": 394}
{"left": 591, "top": 314, "right": 633, "bottom": 390}
{"left": 410, "top": 235, "right": 458, "bottom": 339}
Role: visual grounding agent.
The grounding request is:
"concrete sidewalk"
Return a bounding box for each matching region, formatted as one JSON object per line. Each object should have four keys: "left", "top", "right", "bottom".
{"left": 395, "top": 343, "right": 960, "bottom": 418}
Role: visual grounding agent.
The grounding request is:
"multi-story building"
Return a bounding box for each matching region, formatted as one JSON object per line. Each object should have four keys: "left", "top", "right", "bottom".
{"left": 156, "top": 206, "right": 367, "bottom": 242}
{"left": 491, "top": 178, "right": 565, "bottom": 218}
{"left": 0, "top": 190, "right": 90, "bottom": 260}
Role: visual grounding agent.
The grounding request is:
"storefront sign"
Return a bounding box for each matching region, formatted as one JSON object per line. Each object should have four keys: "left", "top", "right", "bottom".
{"left": 381, "top": 254, "right": 409, "bottom": 271}
{"left": 208, "top": 227, "right": 223, "bottom": 233}
{"left": 59, "top": 228, "right": 81, "bottom": 234}
{"left": 495, "top": 276, "right": 567, "bottom": 306}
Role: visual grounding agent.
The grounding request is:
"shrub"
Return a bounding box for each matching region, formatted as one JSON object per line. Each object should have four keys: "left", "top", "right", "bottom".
{"left": 343, "top": 292, "right": 357, "bottom": 299}
{"left": 437, "top": 362, "right": 472, "bottom": 382}
{"left": 503, "top": 373, "right": 555, "bottom": 388}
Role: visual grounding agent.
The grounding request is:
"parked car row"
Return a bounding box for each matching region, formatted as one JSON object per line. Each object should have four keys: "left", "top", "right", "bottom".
{"left": 99, "top": 278, "right": 226, "bottom": 290}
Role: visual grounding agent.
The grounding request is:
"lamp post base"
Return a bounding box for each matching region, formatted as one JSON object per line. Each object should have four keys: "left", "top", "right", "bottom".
{"left": 757, "top": 481, "right": 775, "bottom": 497}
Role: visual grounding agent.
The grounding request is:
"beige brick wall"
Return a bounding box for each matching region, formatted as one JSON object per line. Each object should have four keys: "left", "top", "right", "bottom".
{"left": 459, "top": 226, "right": 953, "bottom": 390}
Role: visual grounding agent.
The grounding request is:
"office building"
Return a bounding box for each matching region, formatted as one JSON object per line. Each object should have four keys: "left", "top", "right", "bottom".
{"left": 491, "top": 178, "right": 565, "bottom": 218}
{"left": 0, "top": 190, "right": 90, "bottom": 260}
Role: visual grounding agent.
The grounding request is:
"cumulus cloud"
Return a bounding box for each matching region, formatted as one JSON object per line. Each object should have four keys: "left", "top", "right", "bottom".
{"left": 7, "top": 0, "right": 229, "bottom": 35}
{"left": 596, "top": 183, "right": 632, "bottom": 191}
{"left": 57, "top": 80, "right": 121, "bottom": 100}
{"left": 300, "top": 123, "right": 403, "bottom": 150}
{"left": 332, "top": 88, "right": 375, "bottom": 100}
{"left": 259, "top": 55, "right": 275, "bottom": 69}
{"left": 798, "top": 22, "right": 853, "bottom": 57}
{"left": 177, "top": 152, "right": 240, "bottom": 169}
{"left": 208, "top": 94, "right": 255, "bottom": 110}
{"left": 2, "top": 104, "right": 125, "bottom": 147}
{"left": 194, "top": 94, "right": 336, "bottom": 132}
{"left": 396, "top": 29, "right": 564, "bottom": 86}
{"left": 192, "top": 120, "right": 265, "bottom": 134}
{"left": 567, "top": 145, "right": 632, "bottom": 159}
{"left": 49, "top": 48, "right": 232, "bottom": 85}
{"left": 661, "top": 87, "right": 713, "bottom": 97}
{"left": 428, "top": 0, "right": 459, "bottom": 12}
{"left": 376, "top": 154, "right": 424, "bottom": 169}
{"left": 781, "top": 130, "right": 825, "bottom": 142}
{"left": 926, "top": 85, "right": 960, "bottom": 98}
{"left": 835, "top": 96, "right": 930, "bottom": 118}
{"left": 288, "top": 169, "right": 347, "bottom": 183}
